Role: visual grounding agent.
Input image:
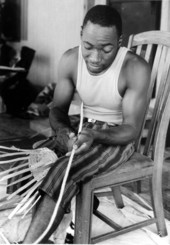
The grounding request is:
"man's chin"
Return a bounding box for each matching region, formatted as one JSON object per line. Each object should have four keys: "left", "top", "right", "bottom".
{"left": 87, "top": 65, "right": 103, "bottom": 75}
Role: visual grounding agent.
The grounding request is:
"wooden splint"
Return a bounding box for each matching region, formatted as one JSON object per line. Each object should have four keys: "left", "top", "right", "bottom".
{"left": 0, "top": 146, "right": 58, "bottom": 219}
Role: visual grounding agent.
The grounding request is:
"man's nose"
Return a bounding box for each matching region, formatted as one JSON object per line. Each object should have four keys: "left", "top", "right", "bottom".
{"left": 89, "top": 49, "right": 101, "bottom": 63}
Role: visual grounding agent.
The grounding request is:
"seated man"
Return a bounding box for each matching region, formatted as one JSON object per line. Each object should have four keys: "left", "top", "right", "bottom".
{"left": 23, "top": 5, "right": 151, "bottom": 243}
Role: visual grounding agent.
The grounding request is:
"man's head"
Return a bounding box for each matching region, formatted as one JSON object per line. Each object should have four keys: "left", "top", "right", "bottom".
{"left": 82, "top": 5, "right": 122, "bottom": 37}
{"left": 80, "top": 5, "right": 123, "bottom": 75}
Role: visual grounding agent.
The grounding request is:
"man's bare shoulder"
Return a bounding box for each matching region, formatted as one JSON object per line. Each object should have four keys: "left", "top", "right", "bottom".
{"left": 125, "top": 50, "right": 151, "bottom": 89}
{"left": 61, "top": 46, "right": 78, "bottom": 64}
{"left": 59, "top": 47, "right": 78, "bottom": 82}
{"left": 126, "top": 50, "right": 150, "bottom": 72}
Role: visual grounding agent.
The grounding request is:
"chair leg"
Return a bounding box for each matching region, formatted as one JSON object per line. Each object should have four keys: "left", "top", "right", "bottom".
{"left": 74, "top": 182, "right": 93, "bottom": 244}
{"left": 152, "top": 176, "right": 168, "bottom": 237}
{"left": 112, "top": 186, "right": 124, "bottom": 209}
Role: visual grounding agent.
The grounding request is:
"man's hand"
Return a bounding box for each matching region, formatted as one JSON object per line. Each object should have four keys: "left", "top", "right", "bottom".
{"left": 52, "top": 128, "right": 76, "bottom": 154}
{"left": 66, "top": 129, "right": 94, "bottom": 156}
{"left": 67, "top": 132, "right": 77, "bottom": 152}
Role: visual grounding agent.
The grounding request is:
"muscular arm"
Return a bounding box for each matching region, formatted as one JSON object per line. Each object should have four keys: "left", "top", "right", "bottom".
{"left": 49, "top": 49, "right": 76, "bottom": 133}
{"left": 49, "top": 49, "right": 77, "bottom": 153}
{"left": 92, "top": 56, "right": 151, "bottom": 145}
{"left": 73, "top": 55, "right": 151, "bottom": 154}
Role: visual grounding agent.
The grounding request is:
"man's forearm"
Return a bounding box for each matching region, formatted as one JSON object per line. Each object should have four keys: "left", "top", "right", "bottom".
{"left": 90, "top": 124, "right": 138, "bottom": 145}
{"left": 48, "top": 106, "right": 76, "bottom": 154}
{"left": 49, "top": 106, "right": 74, "bottom": 135}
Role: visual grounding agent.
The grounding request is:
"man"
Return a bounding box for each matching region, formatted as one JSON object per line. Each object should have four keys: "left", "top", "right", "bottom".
{"left": 23, "top": 5, "right": 150, "bottom": 243}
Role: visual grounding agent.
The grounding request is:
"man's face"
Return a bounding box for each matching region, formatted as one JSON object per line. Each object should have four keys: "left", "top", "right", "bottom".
{"left": 81, "top": 21, "right": 120, "bottom": 75}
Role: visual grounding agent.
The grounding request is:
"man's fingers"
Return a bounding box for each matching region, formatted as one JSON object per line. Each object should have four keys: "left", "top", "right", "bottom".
{"left": 65, "top": 143, "right": 88, "bottom": 157}
{"left": 69, "top": 132, "right": 76, "bottom": 138}
{"left": 65, "top": 151, "right": 72, "bottom": 157}
{"left": 73, "top": 143, "right": 87, "bottom": 155}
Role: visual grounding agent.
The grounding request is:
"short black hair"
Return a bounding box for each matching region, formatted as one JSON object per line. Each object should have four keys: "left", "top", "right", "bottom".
{"left": 82, "top": 5, "right": 122, "bottom": 37}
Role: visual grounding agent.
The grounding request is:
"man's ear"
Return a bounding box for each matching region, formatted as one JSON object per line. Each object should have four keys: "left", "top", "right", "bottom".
{"left": 119, "top": 35, "right": 123, "bottom": 47}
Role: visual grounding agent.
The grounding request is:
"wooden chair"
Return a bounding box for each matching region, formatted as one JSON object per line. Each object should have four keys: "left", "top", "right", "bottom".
{"left": 74, "top": 31, "right": 170, "bottom": 244}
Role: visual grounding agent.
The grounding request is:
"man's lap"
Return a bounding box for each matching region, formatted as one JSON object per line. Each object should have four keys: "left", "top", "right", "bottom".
{"left": 39, "top": 142, "right": 135, "bottom": 208}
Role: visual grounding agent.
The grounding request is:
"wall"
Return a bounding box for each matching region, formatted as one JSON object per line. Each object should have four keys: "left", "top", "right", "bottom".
{"left": 11, "top": 0, "right": 85, "bottom": 87}
{"left": 9, "top": 0, "right": 170, "bottom": 88}
{"left": 160, "top": 0, "right": 170, "bottom": 31}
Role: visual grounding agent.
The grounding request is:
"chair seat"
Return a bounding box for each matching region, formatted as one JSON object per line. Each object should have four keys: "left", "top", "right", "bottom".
{"left": 88, "top": 152, "right": 154, "bottom": 190}
{"left": 115, "top": 152, "right": 154, "bottom": 174}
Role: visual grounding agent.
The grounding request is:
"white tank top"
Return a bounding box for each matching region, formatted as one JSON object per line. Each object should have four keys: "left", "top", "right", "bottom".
{"left": 76, "top": 46, "right": 129, "bottom": 124}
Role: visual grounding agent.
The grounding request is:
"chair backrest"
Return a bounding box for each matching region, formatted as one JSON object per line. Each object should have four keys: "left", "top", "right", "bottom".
{"left": 127, "top": 31, "right": 170, "bottom": 157}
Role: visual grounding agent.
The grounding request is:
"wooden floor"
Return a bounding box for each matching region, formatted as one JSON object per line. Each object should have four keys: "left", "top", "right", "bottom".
{"left": 0, "top": 113, "right": 36, "bottom": 140}
{"left": 0, "top": 112, "right": 48, "bottom": 148}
